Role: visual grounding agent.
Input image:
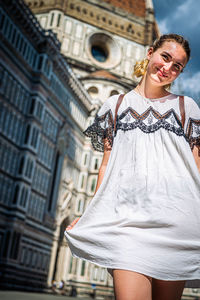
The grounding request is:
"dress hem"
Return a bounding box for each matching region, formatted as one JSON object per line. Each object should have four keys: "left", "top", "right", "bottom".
{"left": 67, "top": 244, "right": 200, "bottom": 288}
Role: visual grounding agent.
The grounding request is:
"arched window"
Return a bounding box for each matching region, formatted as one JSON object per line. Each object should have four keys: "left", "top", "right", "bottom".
{"left": 68, "top": 256, "right": 73, "bottom": 274}
{"left": 77, "top": 198, "right": 84, "bottom": 214}
{"left": 87, "top": 86, "right": 98, "bottom": 95}
{"left": 57, "top": 14, "right": 61, "bottom": 27}
{"left": 24, "top": 125, "right": 30, "bottom": 144}
{"left": 9, "top": 231, "right": 21, "bottom": 260}
{"left": 83, "top": 153, "right": 87, "bottom": 166}
{"left": 80, "top": 174, "right": 86, "bottom": 189}
{"left": 100, "top": 268, "right": 105, "bottom": 281}
{"left": 31, "top": 127, "right": 39, "bottom": 148}
{"left": 13, "top": 185, "right": 19, "bottom": 204}
{"left": 20, "top": 186, "right": 26, "bottom": 206}
{"left": 78, "top": 199, "right": 82, "bottom": 212}
{"left": 29, "top": 161, "right": 33, "bottom": 179}
{"left": 29, "top": 98, "right": 35, "bottom": 114}
{"left": 110, "top": 90, "right": 119, "bottom": 96}
{"left": 18, "top": 156, "right": 24, "bottom": 174}
{"left": 50, "top": 13, "right": 54, "bottom": 26}
{"left": 81, "top": 260, "right": 86, "bottom": 276}
{"left": 94, "top": 158, "right": 98, "bottom": 170}
{"left": 93, "top": 267, "right": 98, "bottom": 280}
{"left": 91, "top": 45, "right": 108, "bottom": 62}
{"left": 91, "top": 178, "right": 96, "bottom": 192}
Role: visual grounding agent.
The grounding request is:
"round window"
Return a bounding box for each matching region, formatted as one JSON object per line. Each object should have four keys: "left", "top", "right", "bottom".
{"left": 87, "top": 32, "right": 121, "bottom": 69}
{"left": 91, "top": 45, "right": 108, "bottom": 62}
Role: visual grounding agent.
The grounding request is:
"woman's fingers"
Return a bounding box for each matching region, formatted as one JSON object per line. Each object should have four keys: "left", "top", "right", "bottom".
{"left": 66, "top": 217, "right": 80, "bottom": 231}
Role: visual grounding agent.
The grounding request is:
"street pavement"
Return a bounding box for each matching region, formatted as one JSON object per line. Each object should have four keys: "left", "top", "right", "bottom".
{"left": 0, "top": 291, "right": 91, "bottom": 300}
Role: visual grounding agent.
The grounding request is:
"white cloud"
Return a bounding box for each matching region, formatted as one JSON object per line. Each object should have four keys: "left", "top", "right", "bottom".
{"left": 172, "top": 71, "right": 200, "bottom": 100}
{"left": 173, "top": 0, "right": 200, "bottom": 29}
{"left": 157, "top": 0, "right": 200, "bottom": 33}
{"left": 153, "top": 0, "right": 200, "bottom": 103}
{"left": 182, "top": 72, "right": 200, "bottom": 94}
{"left": 164, "top": 0, "right": 200, "bottom": 30}
{"left": 158, "top": 19, "right": 168, "bottom": 34}
{"left": 173, "top": 0, "right": 192, "bottom": 18}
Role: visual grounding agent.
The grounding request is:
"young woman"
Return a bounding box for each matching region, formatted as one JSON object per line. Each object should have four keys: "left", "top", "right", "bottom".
{"left": 65, "top": 34, "right": 200, "bottom": 300}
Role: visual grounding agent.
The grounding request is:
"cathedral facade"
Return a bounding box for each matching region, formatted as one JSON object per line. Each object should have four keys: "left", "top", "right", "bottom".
{"left": 22, "top": 0, "right": 160, "bottom": 297}
{"left": 0, "top": 0, "right": 92, "bottom": 292}
{"left": 0, "top": 0, "right": 199, "bottom": 298}
{"left": 26, "top": 0, "right": 159, "bottom": 102}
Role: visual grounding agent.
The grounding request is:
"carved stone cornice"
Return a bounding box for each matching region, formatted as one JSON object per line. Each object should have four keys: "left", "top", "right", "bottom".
{"left": 0, "top": 0, "right": 60, "bottom": 50}
{"left": 25, "top": 0, "right": 152, "bottom": 45}
{"left": 1, "top": 0, "right": 92, "bottom": 112}
{"left": 53, "top": 55, "right": 92, "bottom": 111}
{"left": 86, "top": 0, "right": 146, "bottom": 18}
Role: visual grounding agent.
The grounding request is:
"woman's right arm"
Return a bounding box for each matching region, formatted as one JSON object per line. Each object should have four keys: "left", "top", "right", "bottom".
{"left": 94, "top": 146, "right": 111, "bottom": 195}
{"left": 66, "top": 144, "right": 111, "bottom": 231}
{"left": 66, "top": 95, "right": 116, "bottom": 231}
{"left": 192, "top": 146, "right": 200, "bottom": 173}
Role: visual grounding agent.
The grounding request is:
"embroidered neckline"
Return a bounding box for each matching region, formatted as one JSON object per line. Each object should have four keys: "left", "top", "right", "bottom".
{"left": 116, "top": 106, "right": 184, "bottom": 136}
{"left": 131, "top": 90, "right": 175, "bottom": 103}
{"left": 83, "top": 106, "right": 200, "bottom": 153}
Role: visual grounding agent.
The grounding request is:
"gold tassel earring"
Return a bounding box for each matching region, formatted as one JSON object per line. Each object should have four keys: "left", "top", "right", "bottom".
{"left": 133, "top": 58, "right": 149, "bottom": 78}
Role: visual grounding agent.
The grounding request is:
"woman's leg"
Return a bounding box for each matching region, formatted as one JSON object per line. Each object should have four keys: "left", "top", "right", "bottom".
{"left": 113, "top": 269, "right": 152, "bottom": 300}
{"left": 152, "top": 278, "right": 186, "bottom": 300}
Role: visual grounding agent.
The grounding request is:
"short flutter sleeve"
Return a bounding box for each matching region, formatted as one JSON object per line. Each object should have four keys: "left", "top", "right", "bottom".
{"left": 83, "top": 95, "right": 117, "bottom": 152}
{"left": 185, "top": 97, "right": 200, "bottom": 155}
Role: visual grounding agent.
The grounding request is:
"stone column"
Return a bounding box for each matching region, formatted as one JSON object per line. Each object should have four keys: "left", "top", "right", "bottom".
{"left": 55, "top": 240, "right": 68, "bottom": 281}
{"left": 47, "top": 225, "right": 60, "bottom": 286}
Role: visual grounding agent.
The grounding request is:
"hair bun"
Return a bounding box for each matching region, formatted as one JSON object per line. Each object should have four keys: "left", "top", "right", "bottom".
{"left": 133, "top": 59, "right": 149, "bottom": 78}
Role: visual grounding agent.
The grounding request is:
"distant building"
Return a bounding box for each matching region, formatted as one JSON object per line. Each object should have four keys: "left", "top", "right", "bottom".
{"left": 22, "top": 0, "right": 160, "bottom": 297}
{"left": 25, "top": 0, "right": 160, "bottom": 103}
{"left": 4, "top": 1, "right": 198, "bottom": 299}
{"left": 0, "top": 0, "right": 92, "bottom": 291}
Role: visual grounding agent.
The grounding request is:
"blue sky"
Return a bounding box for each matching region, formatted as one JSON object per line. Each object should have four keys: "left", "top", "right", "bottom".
{"left": 152, "top": 0, "right": 200, "bottom": 103}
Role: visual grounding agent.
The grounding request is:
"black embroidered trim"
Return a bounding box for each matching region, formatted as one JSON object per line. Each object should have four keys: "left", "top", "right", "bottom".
{"left": 83, "top": 109, "right": 114, "bottom": 152}
{"left": 116, "top": 106, "right": 184, "bottom": 136}
{"left": 186, "top": 118, "right": 200, "bottom": 155}
{"left": 83, "top": 106, "right": 200, "bottom": 153}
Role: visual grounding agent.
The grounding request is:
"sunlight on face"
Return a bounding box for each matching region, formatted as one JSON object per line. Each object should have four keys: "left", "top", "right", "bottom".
{"left": 146, "top": 41, "right": 188, "bottom": 86}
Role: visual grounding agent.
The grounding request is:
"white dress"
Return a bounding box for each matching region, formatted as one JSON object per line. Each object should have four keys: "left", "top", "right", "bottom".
{"left": 64, "top": 90, "right": 200, "bottom": 288}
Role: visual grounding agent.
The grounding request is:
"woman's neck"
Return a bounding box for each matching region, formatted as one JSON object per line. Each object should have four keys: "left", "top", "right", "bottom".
{"left": 136, "top": 75, "right": 170, "bottom": 99}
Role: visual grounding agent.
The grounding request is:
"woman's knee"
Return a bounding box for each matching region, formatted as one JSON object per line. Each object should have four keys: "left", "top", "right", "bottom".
{"left": 152, "top": 278, "right": 186, "bottom": 300}
{"left": 113, "top": 269, "right": 152, "bottom": 300}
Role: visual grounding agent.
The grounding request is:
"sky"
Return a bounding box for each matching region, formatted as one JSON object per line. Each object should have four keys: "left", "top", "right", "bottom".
{"left": 152, "top": 0, "right": 200, "bottom": 103}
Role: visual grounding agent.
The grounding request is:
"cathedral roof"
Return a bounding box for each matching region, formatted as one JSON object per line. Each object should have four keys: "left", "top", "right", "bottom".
{"left": 88, "top": 70, "right": 118, "bottom": 80}
{"left": 102, "top": 0, "right": 146, "bottom": 18}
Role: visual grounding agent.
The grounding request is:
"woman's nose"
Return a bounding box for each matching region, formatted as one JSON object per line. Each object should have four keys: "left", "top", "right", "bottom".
{"left": 163, "top": 61, "right": 173, "bottom": 71}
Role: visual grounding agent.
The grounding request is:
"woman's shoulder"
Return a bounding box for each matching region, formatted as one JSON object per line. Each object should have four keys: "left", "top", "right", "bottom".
{"left": 158, "top": 93, "right": 199, "bottom": 109}
{"left": 97, "top": 94, "right": 123, "bottom": 116}
{"left": 183, "top": 94, "right": 198, "bottom": 105}
{"left": 182, "top": 95, "right": 200, "bottom": 113}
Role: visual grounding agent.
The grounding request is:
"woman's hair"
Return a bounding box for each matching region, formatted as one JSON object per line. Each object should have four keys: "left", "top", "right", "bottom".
{"left": 133, "top": 33, "right": 191, "bottom": 79}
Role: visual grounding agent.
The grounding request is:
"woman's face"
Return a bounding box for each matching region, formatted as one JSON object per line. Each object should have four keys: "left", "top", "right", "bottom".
{"left": 146, "top": 41, "right": 188, "bottom": 87}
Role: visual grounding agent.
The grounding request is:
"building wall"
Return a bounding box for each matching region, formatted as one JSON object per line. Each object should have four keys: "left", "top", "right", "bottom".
{"left": 0, "top": 0, "right": 92, "bottom": 291}
{"left": 1, "top": 0, "right": 199, "bottom": 298}
{"left": 36, "top": 11, "right": 146, "bottom": 80}
{"left": 22, "top": 0, "right": 158, "bottom": 296}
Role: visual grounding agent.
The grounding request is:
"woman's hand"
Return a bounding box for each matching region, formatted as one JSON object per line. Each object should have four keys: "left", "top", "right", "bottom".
{"left": 192, "top": 146, "right": 200, "bottom": 173}
{"left": 66, "top": 217, "right": 80, "bottom": 231}
{"left": 94, "top": 139, "right": 112, "bottom": 194}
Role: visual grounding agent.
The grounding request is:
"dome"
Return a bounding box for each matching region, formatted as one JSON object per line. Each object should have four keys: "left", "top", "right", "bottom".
{"left": 86, "top": 70, "right": 118, "bottom": 80}
{"left": 102, "top": 0, "right": 146, "bottom": 18}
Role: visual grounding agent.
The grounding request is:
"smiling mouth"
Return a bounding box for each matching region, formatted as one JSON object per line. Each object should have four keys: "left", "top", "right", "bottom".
{"left": 157, "top": 69, "right": 168, "bottom": 78}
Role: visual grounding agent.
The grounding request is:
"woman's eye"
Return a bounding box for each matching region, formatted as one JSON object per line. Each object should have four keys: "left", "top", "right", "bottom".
{"left": 174, "top": 64, "right": 180, "bottom": 71}
{"left": 161, "top": 54, "right": 168, "bottom": 61}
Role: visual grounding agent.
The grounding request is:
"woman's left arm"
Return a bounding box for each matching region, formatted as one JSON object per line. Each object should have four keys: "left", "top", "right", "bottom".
{"left": 184, "top": 97, "right": 200, "bottom": 173}
{"left": 192, "top": 146, "right": 200, "bottom": 173}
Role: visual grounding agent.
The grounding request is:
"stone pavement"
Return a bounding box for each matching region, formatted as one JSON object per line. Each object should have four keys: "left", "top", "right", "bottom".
{"left": 0, "top": 291, "right": 91, "bottom": 300}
